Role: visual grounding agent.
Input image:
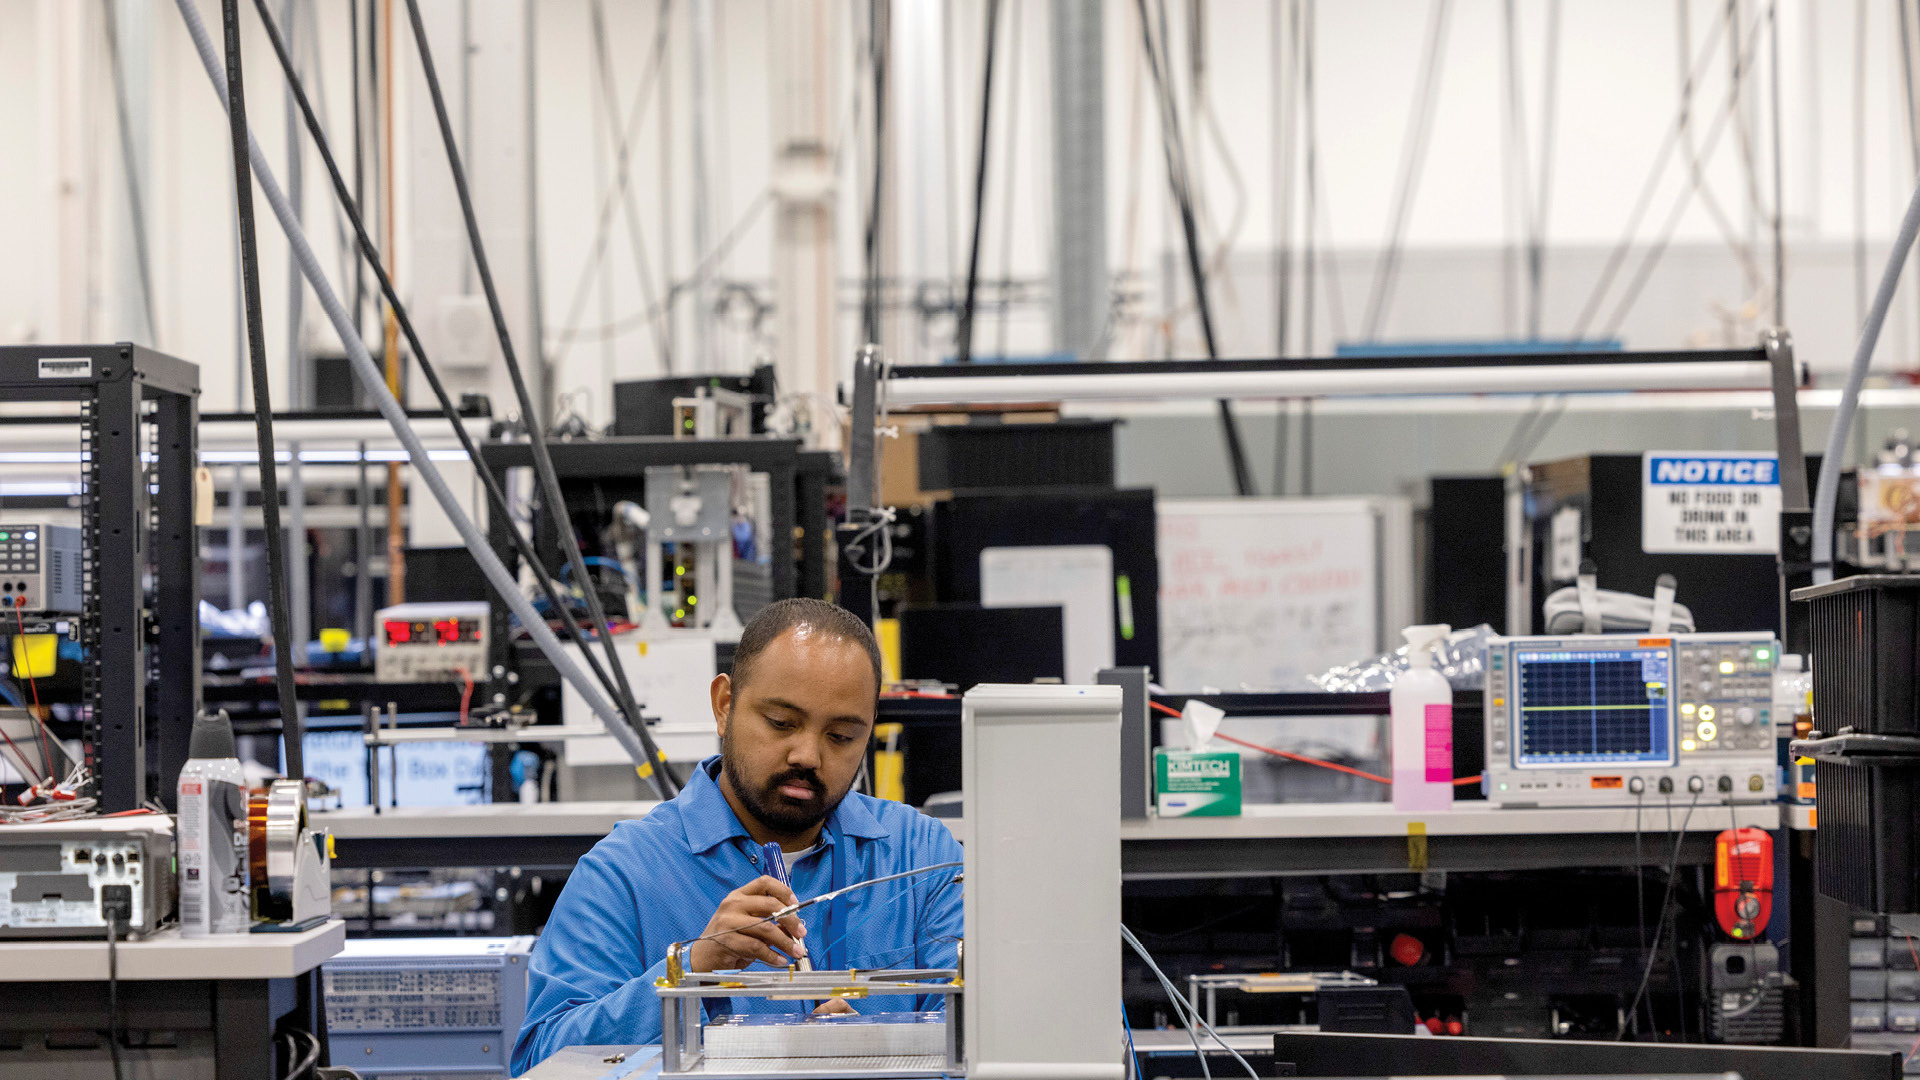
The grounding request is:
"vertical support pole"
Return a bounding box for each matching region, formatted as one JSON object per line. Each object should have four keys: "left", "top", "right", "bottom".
{"left": 94, "top": 365, "right": 145, "bottom": 812}
{"left": 356, "top": 442, "right": 373, "bottom": 642}
{"left": 153, "top": 380, "right": 203, "bottom": 807}
{"left": 1767, "top": 329, "right": 1813, "bottom": 652}
{"left": 1049, "top": 0, "right": 1109, "bottom": 361}
{"left": 837, "top": 349, "right": 879, "bottom": 624}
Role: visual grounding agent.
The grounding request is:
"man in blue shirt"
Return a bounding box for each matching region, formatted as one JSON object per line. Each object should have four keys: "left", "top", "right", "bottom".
{"left": 513, "top": 599, "right": 963, "bottom": 1074}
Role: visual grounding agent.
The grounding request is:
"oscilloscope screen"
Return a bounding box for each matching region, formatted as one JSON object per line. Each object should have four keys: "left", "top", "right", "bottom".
{"left": 1511, "top": 647, "right": 1673, "bottom": 767}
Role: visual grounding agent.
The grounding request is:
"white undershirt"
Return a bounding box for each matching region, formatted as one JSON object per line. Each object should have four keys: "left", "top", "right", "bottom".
{"left": 779, "top": 843, "right": 820, "bottom": 877}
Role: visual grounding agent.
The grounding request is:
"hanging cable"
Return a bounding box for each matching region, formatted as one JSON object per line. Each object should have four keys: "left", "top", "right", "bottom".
{"left": 586, "top": 0, "right": 675, "bottom": 374}
{"left": 214, "top": 0, "right": 305, "bottom": 780}
{"left": 1359, "top": 0, "right": 1453, "bottom": 342}
{"left": 173, "top": 0, "right": 671, "bottom": 797}
{"left": 100, "top": 0, "right": 159, "bottom": 345}
{"left": 244, "top": 0, "right": 641, "bottom": 725}
{"left": 550, "top": 2, "right": 675, "bottom": 373}
{"left": 1529, "top": 0, "right": 1562, "bottom": 339}
{"left": 955, "top": 0, "right": 1004, "bottom": 365}
{"left": 1598, "top": 12, "right": 1770, "bottom": 341}
{"left": 1136, "top": 0, "right": 1254, "bottom": 496}
{"left": 1567, "top": 8, "right": 1741, "bottom": 340}
{"left": 1812, "top": 169, "right": 1920, "bottom": 585}
{"left": 400, "top": 0, "right": 678, "bottom": 795}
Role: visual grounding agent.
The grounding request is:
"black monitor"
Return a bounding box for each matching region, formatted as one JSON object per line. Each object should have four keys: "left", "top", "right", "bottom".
{"left": 931, "top": 488, "right": 1160, "bottom": 674}
{"left": 897, "top": 604, "right": 1064, "bottom": 690}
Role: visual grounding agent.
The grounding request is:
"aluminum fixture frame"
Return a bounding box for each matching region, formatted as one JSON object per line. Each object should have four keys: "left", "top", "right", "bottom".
{"left": 845, "top": 336, "right": 1810, "bottom": 646}
{"left": 1185, "top": 970, "right": 1379, "bottom": 1030}
{"left": 654, "top": 966, "right": 963, "bottom": 1079}
{"left": 0, "top": 343, "right": 201, "bottom": 813}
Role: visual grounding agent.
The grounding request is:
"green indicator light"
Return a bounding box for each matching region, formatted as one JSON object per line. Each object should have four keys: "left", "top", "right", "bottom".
{"left": 1755, "top": 648, "right": 1771, "bottom": 660}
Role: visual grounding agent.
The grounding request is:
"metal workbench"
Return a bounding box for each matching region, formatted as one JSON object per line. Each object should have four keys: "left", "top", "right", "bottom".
{"left": 320, "top": 800, "right": 1781, "bottom": 877}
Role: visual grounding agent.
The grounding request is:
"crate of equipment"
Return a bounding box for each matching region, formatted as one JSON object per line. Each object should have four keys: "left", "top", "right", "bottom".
{"left": 323, "top": 935, "right": 534, "bottom": 1078}
{"left": 1793, "top": 576, "right": 1920, "bottom": 914}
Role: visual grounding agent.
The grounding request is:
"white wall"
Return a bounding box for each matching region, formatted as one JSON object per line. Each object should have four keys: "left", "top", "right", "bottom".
{"left": 2, "top": 0, "right": 1917, "bottom": 424}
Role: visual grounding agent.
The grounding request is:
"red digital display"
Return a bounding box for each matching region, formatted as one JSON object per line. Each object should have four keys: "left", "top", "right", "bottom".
{"left": 384, "top": 617, "right": 481, "bottom": 647}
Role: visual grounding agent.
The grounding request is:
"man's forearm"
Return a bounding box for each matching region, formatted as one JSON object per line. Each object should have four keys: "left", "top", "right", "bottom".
{"left": 513, "top": 956, "right": 675, "bottom": 1074}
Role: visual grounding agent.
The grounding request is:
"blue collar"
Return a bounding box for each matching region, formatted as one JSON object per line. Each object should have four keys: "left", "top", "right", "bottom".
{"left": 677, "top": 756, "right": 892, "bottom": 855}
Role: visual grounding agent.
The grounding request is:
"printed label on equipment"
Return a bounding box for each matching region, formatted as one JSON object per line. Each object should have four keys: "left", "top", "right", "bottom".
{"left": 1424, "top": 703, "right": 1453, "bottom": 782}
{"left": 1641, "top": 452, "right": 1781, "bottom": 554}
{"left": 36, "top": 358, "right": 91, "bottom": 380}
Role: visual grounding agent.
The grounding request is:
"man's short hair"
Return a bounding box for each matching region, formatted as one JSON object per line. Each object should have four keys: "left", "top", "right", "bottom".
{"left": 731, "top": 598, "right": 883, "bottom": 700}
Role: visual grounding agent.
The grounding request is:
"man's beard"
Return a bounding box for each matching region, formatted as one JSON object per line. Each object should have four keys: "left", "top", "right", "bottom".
{"left": 720, "top": 726, "right": 845, "bottom": 836}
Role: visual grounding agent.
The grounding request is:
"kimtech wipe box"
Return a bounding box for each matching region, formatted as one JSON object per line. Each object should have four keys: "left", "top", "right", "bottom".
{"left": 1154, "top": 747, "right": 1242, "bottom": 817}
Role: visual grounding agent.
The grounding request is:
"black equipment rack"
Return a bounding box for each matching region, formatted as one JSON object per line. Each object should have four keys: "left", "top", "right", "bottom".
{"left": 0, "top": 343, "right": 200, "bottom": 812}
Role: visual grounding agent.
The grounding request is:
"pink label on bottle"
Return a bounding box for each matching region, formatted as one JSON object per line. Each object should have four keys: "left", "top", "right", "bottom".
{"left": 1424, "top": 703, "right": 1453, "bottom": 782}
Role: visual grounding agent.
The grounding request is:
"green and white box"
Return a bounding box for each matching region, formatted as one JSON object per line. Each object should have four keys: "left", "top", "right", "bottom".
{"left": 1154, "top": 748, "right": 1242, "bottom": 817}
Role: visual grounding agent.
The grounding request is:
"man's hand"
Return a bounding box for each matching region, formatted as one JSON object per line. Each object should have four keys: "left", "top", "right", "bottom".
{"left": 688, "top": 877, "right": 809, "bottom": 972}
{"left": 813, "top": 998, "right": 856, "bottom": 1016}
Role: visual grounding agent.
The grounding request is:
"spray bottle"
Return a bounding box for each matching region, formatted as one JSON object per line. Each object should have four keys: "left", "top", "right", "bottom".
{"left": 1391, "top": 624, "right": 1454, "bottom": 812}
{"left": 177, "top": 709, "right": 251, "bottom": 936}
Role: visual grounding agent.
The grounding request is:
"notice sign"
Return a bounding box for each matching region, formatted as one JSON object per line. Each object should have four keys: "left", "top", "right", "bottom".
{"left": 1642, "top": 452, "right": 1780, "bottom": 554}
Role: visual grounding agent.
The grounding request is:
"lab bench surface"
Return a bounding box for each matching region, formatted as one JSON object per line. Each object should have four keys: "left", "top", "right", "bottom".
{"left": 0, "top": 918, "right": 344, "bottom": 981}
{"left": 0, "top": 919, "right": 343, "bottom": 1078}
{"left": 320, "top": 800, "right": 1780, "bottom": 878}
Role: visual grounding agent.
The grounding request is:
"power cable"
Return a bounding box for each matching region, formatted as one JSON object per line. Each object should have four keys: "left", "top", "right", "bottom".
{"left": 1272, "top": 0, "right": 1297, "bottom": 357}
{"left": 1619, "top": 791, "right": 1700, "bottom": 1040}
{"left": 1811, "top": 165, "right": 1920, "bottom": 585}
{"left": 1359, "top": 0, "right": 1453, "bottom": 343}
{"left": 1122, "top": 923, "right": 1262, "bottom": 1080}
{"left": 1676, "top": 0, "right": 1768, "bottom": 306}
{"left": 1854, "top": 0, "right": 1868, "bottom": 325}
{"left": 1530, "top": 0, "right": 1563, "bottom": 339}
{"left": 586, "top": 0, "right": 675, "bottom": 374}
{"left": 245, "top": 0, "right": 652, "bottom": 739}
{"left": 1136, "top": 0, "right": 1255, "bottom": 496}
{"left": 1567, "top": 8, "right": 1739, "bottom": 340}
{"left": 400, "top": 0, "right": 678, "bottom": 795}
{"left": 216, "top": 0, "right": 305, "bottom": 780}
{"left": 106, "top": 918, "right": 123, "bottom": 1080}
{"left": 1598, "top": 12, "right": 1773, "bottom": 341}
{"left": 955, "top": 0, "right": 1004, "bottom": 365}
{"left": 992, "top": 1, "right": 1023, "bottom": 365}
{"left": 173, "top": 0, "right": 671, "bottom": 794}
{"left": 100, "top": 0, "right": 159, "bottom": 346}
{"left": 550, "top": 1, "right": 674, "bottom": 373}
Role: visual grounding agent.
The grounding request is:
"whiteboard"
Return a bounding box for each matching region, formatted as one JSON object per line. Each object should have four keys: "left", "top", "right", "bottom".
{"left": 1156, "top": 498, "right": 1413, "bottom": 691}
{"left": 981, "top": 545, "right": 1115, "bottom": 683}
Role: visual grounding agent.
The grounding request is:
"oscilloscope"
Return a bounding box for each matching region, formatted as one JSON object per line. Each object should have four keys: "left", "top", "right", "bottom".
{"left": 1483, "top": 632, "right": 1779, "bottom": 807}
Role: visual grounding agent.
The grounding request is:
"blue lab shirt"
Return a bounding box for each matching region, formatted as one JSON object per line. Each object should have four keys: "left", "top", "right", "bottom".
{"left": 512, "top": 757, "right": 963, "bottom": 1074}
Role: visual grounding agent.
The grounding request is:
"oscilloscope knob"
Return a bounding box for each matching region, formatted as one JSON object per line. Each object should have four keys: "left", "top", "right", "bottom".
{"left": 1687, "top": 776, "right": 1706, "bottom": 794}
{"left": 1628, "top": 777, "right": 1646, "bottom": 795}
{"left": 1736, "top": 706, "right": 1757, "bottom": 725}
